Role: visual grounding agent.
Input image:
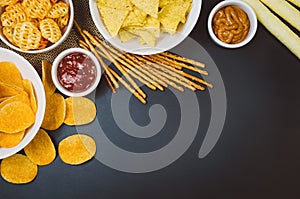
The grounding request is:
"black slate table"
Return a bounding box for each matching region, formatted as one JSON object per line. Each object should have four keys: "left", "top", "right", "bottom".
{"left": 0, "top": 0, "right": 300, "bottom": 198}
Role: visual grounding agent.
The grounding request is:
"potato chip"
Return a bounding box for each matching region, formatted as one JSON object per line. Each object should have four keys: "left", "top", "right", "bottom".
{"left": 39, "top": 18, "right": 62, "bottom": 43}
{"left": 97, "top": 0, "right": 133, "bottom": 11}
{"left": 0, "top": 154, "right": 38, "bottom": 184}
{"left": 0, "top": 3, "right": 27, "bottom": 27}
{"left": 22, "top": 0, "right": 52, "bottom": 19}
{"left": 64, "top": 97, "right": 96, "bottom": 126}
{"left": 42, "top": 60, "right": 56, "bottom": 95}
{"left": 130, "top": 0, "right": 159, "bottom": 18}
{"left": 0, "top": 91, "right": 30, "bottom": 109}
{"left": 22, "top": 79, "right": 37, "bottom": 113}
{"left": 0, "top": 61, "right": 23, "bottom": 89}
{"left": 24, "top": 129, "right": 56, "bottom": 166}
{"left": 0, "top": 81, "right": 22, "bottom": 98}
{"left": 41, "top": 93, "right": 66, "bottom": 131}
{"left": 98, "top": 5, "right": 129, "bottom": 37}
{"left": 58, "top": 134, "right": 96, "bottom": 165}
{"left": 47, "top": 1, "right": 69, "bottom": 18}
{"left": 0, "top": 101, "right": 35, "bottom": 133}
{"left": 0, "top": 0, "right": 19, "bottom": 7}
{"left": 118, "top": 29, "right": 137, "bottom": 42}
{"left": 0, "top": 97, "right": 10, "bottom": 103}
{"left": 0, "top": 130, "right": 25, "bottom": 148}
{"left": 13, "top": 22, "right": 42, "bottom": 51}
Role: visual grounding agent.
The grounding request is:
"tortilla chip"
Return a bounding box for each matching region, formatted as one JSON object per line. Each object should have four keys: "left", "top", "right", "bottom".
{"left": 98, "top": 5, "right": 129, "bottom": 37}
{"left": 125, "top": 27, "right": 156, "bottom": 47}
{"left": 0, "top": 130, "right": 25, "bottom": 148}
{"left": 97, "top": 0, "right": 133, "bottom": 11}
{"left": 24, "top": 129, "right": 56, "bottom": 166}
{"left": 58, "top": 134, "right": 96, "bottom": 165}
{"left": 64, "top": 97, "right": 97, "bottom": 126}
{"left": 118, "top": 29, "right": 137, "bottom": 42}
{"left": 41, "top": 93, "right": 66, "bottom": 131}
{"left": 130, "top": 0, "right": 159, "bottom": 18}
{"left": 122, "top": 6, "right": 147, "bottom": 27}
{"left": 0, "top": 154, "right": 38, "bottom": 184}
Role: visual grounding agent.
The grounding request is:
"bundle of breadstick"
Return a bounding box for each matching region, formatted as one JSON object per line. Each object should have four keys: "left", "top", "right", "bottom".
{"left": 74, "top": 21, "right": 213, "bottom": 104}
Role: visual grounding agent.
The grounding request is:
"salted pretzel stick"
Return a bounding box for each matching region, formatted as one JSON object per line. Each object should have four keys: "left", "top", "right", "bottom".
{"left": 148, "top": 54, "right": 208, "bottom": 76}
{"left": 161, "top": 51, "right": 206, "bottom": 68}
{"left": 144, "top": 54, "right": 182, "bottom": 70}
{"left": 107, "top": 67, "right": 146, "bottom": 104}
{"left": 74, "top": 21, "right": 119, "bottom": 88}
{"left": 140, "top": 56, "right": 198, "bottom": 91}
{"left": 104, "top": 72, "right": 116, "bottom": 93}
{"left": 124, "top": 53, "right": 169, "bottom": 88}
{"left": 83, "top": 30, "right": 146, "bottom": 99}
{"left": 135, "top": 56, "right": 186, "bottom": 92}
{"left": 144, "top": 56, "right": 208, "bottom": 90}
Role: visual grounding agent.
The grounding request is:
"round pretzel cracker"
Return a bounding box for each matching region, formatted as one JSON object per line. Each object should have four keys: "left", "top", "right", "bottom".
{"left": 39, "top": 18, "right": 62, "bottom": 43}
{"left": 21, "top": 0, "right": 52, "bottom": 19}
{"left": 1, "top": 3, "right": 27, "bottom": 27}
{"left": 47, "top": 1, "right": 69, "bottom": 18}
{"left": 13, "top": 22, "right": 42, "bottom": 50}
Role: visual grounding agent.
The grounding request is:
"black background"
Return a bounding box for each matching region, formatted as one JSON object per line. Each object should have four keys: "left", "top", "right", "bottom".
{"left": 1, "top": 0, "right": 300, "bottom": 198}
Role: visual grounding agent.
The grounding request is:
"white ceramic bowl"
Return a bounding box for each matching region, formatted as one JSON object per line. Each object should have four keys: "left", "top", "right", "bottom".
{"left": 0, "top": 48, "right": 46, "bottom": 159}
{"left": 0, "top": 0, "right": 74, "bottom": 54}
{"left": 52, "top": 48, "right": 102, "bottom": 97}
{"left": 207, "top": 0, "right": 257, "bottom": 48}
{"left": 89, "top": 0, "right": 202, "bottom": 55}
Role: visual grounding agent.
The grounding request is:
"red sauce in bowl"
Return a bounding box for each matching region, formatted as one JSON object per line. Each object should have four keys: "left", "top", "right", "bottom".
{"left": 57, "top": 52, "right": 97, "bottom": 93}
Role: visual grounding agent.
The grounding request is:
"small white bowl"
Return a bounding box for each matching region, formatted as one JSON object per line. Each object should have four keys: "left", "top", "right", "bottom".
{"left": 0, "top": 0, "right": 74, "bottom": 54}
{"left": 89, "top": 0, "right": 202, "bottom": 55}
{"left": 207, "top": 0, "right": 257, "bottom": 48}
{"left": 0, "top": 48, "right": 46, "bottom": 159}
{"left": 52, "top": 48, "right": 102, "bottom": 97}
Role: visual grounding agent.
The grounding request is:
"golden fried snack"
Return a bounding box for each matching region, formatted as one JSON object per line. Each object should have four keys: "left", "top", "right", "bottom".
{"left": 24, "top": 129, "right": 56, "bottom": 166}
{"left": 39, "top": 18, "right": 62, "bottom": 43}
{"left": 1, "top": 3, "right": 27, "bottom": 27}
{"left": 0, "top": 154, "right": 38, "bottom": 184}
{"left": 0, "top": 130, "right": 25, "bottom": 148}
{"left": 21, "top": 0, "right": 52, "bottom": 19}
{"left": 54, "top": 14, "right": 69, "bottom": 29}
{"left": 0, "top": 0, "right": 19, "bottom": 7}
{"left": 58, "top": 134, "right": 96, "bottom": 165}
{"left": 47, "top": 1, "right": 69, "bottom": 18}
{"left": 12, "top": 22, "right": 42, "bottom": 50}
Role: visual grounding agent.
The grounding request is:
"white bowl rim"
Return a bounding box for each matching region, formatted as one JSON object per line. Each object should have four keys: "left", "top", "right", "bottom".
{"left": 0, "top": 0, "right": 74, "bottom": 54}
{"left": 0, "top": 47, "right": 46, "bottom": 159}
{"left": 52, "top": 48, "right": 102, "bottom": 97}
{"left": 207, "top": 0, "right": 257, "bottom": 48}
{"left": 89, "top": 0, "right": 202, "bottom": 55}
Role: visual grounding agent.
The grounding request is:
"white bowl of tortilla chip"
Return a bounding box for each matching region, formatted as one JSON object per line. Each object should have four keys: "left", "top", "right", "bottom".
{"left": 89, "top": 0, "right": 202, "bottom": 55}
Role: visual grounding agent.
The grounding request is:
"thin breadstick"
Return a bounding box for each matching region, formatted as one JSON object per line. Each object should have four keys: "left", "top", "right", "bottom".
{"left": 161, "top": 51, "right": 206, "bottom": 68}
{"left": 104, "top": 72, "right": 116, "bottom": 93}
{"left": 107, "top": 67, "right": 146, "bottom": 104}
{"left": 145, "top": 55, "right": 182, "bottom": 70}
{"left": 83, "top": 30, "right": 146, "bottom": 99}
{"left": 182, "top": 72, "right": 213, "bottom": 88}
{"left": 153, "top": 54, "right": 208, "bottom": 75}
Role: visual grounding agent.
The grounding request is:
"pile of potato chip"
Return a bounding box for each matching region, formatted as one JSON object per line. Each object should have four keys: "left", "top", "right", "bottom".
{"left": 0, "top": 61, "right": 37, "bottom": 148}
{"left": 0, "top": 0, "right": 70, "bottom": 51}
{"left": 41, "top": 60, "right": 97, "bottom": 130}
{"left": 97, "top": 0, "right": 192, "bottom": 47}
